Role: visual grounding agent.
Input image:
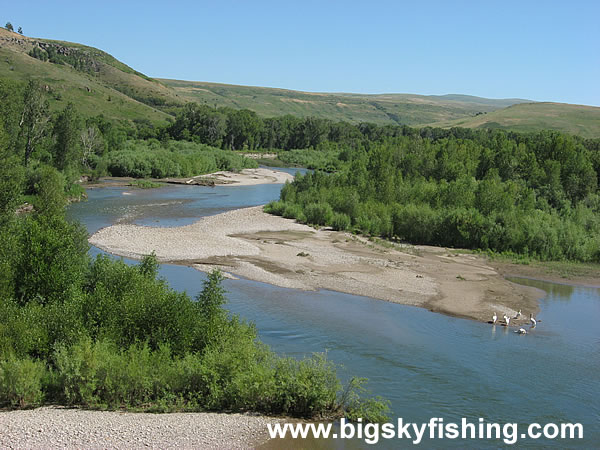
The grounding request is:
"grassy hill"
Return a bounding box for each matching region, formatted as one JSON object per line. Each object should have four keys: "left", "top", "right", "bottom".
{"left": 160, "top": 78, "right": 531, "bottom": 126}
{"left": 0, "top": 27, "right": 178, "bottom": 123}
{"left": 428, "top": 102, "right": 600, "bottom": 138}
{"left": 1, "top": 26, "right": 599, "bottom": 137}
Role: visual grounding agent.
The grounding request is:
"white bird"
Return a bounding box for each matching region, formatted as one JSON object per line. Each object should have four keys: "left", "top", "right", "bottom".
{"left": 514, "top": 309, "right": 522, "bottom": 319}
{"left": 503, "top": 314, "right": 510, "bottom": 326}
{"left": 530, "top": 313, "right": 537, "bottom": 327}
{"left": 492, "top": 312, "right": 497, "bottom": 324}
{"left": 517, "top": 328, "right": 527, "bottom": 335}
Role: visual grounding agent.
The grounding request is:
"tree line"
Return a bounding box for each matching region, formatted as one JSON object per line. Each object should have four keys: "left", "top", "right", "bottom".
{"left": 162, "top": 101, "right": 600, "bottom": 158}
{"left": 0, "top": 79, "right": 261, "bottom": 185}
{"left": 266, "top": 132, "right": 600, "bottom": 262}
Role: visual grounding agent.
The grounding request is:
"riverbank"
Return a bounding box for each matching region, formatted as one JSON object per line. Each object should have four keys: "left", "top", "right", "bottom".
{"left": 0, "top": 407, "right": 278, "bottom": 449}
{"left": 84, "top": 168, "right": 294, "bottom": 189}
{"left": 489, "top": 258, "right": 600, "bottom": 288}
{"left": 90, "top": 206, "right": 544, "bottom": 324}
{"left": 162, "top": 167, "right": 295, "bottom": 186}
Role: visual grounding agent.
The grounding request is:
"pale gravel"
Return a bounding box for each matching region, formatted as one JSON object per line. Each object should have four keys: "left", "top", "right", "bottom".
{"left": 89, "top": 206, "right": 438, "bottom": 306}
{"left": 0, "top": 407, "right": 279, "bottom": 449}
{"left": 189, "top": 168, "right": 294, "bottom": 186}
{"left": 90, "top": 206, "right": 310, "bottom": 262}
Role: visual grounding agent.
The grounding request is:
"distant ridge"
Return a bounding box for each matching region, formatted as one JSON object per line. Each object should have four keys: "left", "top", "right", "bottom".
{"left": 159, "top": 78, "right": 531, "bottom": 126}
{"left": 428, "top": 102, "right": 600, "bottom": 138}
{"left": 428, "top": 94, "right": 532, "bottom": 108}
{"left": 1, "top": 26, "right": 598, "bottom": 137}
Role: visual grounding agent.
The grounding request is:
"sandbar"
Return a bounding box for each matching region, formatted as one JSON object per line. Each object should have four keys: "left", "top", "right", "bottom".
{"left": 90, "top": 206, "right": 542, "bottom": 324}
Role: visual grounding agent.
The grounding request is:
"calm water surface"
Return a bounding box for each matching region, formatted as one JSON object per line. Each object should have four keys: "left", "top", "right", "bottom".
{"left": 68, "top": 174, "right": 599, "bottom": 448}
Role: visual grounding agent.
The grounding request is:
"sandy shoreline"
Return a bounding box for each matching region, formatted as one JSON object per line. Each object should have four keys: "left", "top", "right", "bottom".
{"left": 83, "top": 168, "right": 295, "bottom": 189}
{"left": 90, "top": 205, "right": 543, "bottom": 325}
{"left": 163, "top": 167, "right": 295, "bottom": 186}
{"left": 0, "top": 407, "right": 278, "bottom": 449}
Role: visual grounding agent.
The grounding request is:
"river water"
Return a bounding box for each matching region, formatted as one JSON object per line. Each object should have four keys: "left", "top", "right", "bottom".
{"left": 68, "top": 172, "right": 599, "bottom": 448}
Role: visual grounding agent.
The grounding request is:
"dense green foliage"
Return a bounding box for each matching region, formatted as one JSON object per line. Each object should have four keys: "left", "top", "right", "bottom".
{"left": 103, "top": 140, "right": 258, "bottom": 178}
{"left": 2, "top": 65, "right": 599, "bottom": 421}
{"left": 267, "top": 131, "right": 600, "bottom": 262}
{"left": 167, "top": 103, "right": 365, "bottom": 150}
{"left": 0, "top": 80, "right": 387, "bottom": 419}
{"left": 0, "top": 233, "right": 385, "bottom": 419}
{"left": 0, "top": 80, "right": 259, "bottom": 184}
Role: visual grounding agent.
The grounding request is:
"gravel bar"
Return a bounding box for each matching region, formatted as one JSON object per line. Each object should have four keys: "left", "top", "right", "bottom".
{"left": 0, "top": 407, "right": 279, "bottom": 449}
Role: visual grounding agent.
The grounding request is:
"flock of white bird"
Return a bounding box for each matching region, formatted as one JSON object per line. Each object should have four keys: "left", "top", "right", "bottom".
{"left": 491, "top": 309, "right": 537, "bottom": 335}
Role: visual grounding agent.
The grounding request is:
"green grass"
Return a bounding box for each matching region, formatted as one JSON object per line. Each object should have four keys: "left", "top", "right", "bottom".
{"left": 0, "top": 27, "right": 176, "bottom": 124}
{"left": 159, "top": 80, "right": 600, "bottom": 137}
{"left": 159, "top": 79, "right": 530, "bottom": 126}
{"left": 0, "top": 47, "right": 170, "bottom": 123}
{"left": 429, "top": 102, "right": 600, "bottom": 138}
{"left": 129, "top": 179, "right": 163, "bottom": 189}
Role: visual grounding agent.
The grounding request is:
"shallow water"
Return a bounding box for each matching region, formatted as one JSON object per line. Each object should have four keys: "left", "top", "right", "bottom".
{"left": 74, "top": 167, "right": 306, "bottom": 233}
{"left": 68, "top": 174, "right": 599, "bottom": 448}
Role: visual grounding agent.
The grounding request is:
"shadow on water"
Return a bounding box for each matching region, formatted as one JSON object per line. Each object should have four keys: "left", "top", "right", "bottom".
{"left": 68, "top": 178, "right": 599, "bottom": 449}
{"left": 506, "top": 276, "right": 576, "bottom": 301}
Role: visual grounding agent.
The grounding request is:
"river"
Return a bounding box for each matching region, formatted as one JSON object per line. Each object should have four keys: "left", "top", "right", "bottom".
{"left": 67, "top": 171, "right": 599, "bottom": 448}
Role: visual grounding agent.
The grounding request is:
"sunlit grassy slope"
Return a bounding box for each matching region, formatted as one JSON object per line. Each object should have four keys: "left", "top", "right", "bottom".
{"left": 159, "top": 78, "right": 531, "bottom": 126}
{"left": 2, "top": 27, "right": 598, "bottom": 137}
{"left": 428, "top": 102, "right": 600, "bottom": 138}
{"left": 0, "top": 27, "right": 175, "bottom": 123}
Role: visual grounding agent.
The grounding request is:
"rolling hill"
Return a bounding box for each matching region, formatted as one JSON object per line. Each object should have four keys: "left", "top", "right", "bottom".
{"left": 1, "top": 26, "right": 599, "bottom": 138}
{"left": 428, "top": 102, "right": 600, "bottom": 139}
{"left": 0, "top": 27, "right": 178, "bottom": 123}
{"left": 159, "top": 78, "right": 531, "bottom": 126}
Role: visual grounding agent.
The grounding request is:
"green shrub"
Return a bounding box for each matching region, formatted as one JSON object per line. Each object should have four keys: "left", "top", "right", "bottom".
{"left": 304, "top": 202, "right": 333, "bottom": 226}
{"left": 340, "top": 377, "right": 391, "bottom": 423}
{"left": 264, "top": 200, "right": 286, "bottom": 216}
{"left": 54, "top": 337, "right": 176, "bottom": 408}
{"left": 0, "top": 242, "right": 388, "bottom": 418}
{"left": 283, "top": 203, "right": 305, "bottom": 221}
{"left": 14, "top": 214, "right": 89, "bottom": 305}
{"left": 0, "top": 355, "right": 47, "bottom": 407}
{"left": 104, "top": 140, "right": 258, "bottom": 179}
{"left": 269, "top": 353, "right": 340, "bottom": 418}
{"left": 331, "top": 212, "right": 351, "bottom": 231}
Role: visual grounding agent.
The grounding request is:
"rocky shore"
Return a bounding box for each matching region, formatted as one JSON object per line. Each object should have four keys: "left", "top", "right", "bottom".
{"left": 0, "top": 407, "right": 279, "bottom": 449}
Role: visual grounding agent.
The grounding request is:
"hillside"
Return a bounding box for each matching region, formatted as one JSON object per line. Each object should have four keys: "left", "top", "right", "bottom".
{"left": 0, "top": 27, "right": 177, "bottom": 123}
{"left": 1, "top": 27, "right": 599, "bottom": 137}
{"left": 428, "top": 102, "right": 600, "bottom": 138}
{"left": 160, "top": 79, "right": 530, "bottom": 126}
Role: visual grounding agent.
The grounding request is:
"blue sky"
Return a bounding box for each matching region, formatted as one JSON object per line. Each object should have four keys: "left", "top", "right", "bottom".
{"left": 3, "top": 1, "right": 599, "bottom": 105}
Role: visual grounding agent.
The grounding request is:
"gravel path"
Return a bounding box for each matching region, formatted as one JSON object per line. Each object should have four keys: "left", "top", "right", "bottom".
{"left": 0, "top": 407, "right": 278, "bottom": 449}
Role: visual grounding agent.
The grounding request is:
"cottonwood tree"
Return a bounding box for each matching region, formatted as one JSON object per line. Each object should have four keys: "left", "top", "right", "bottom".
{"left": 19, "top": 80, "right": 50, "bottom": 166}
{"left": 52, "top": 103, "right": 81, "bottom": 171}
{"left": 80, "top": 126, "right": 103, "bottom": 168}
{"left": 5, "top": 22, "right": 14, "bottom": 32}
{"left": 0, "top": 123, "right": 25, "bottom": 220}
